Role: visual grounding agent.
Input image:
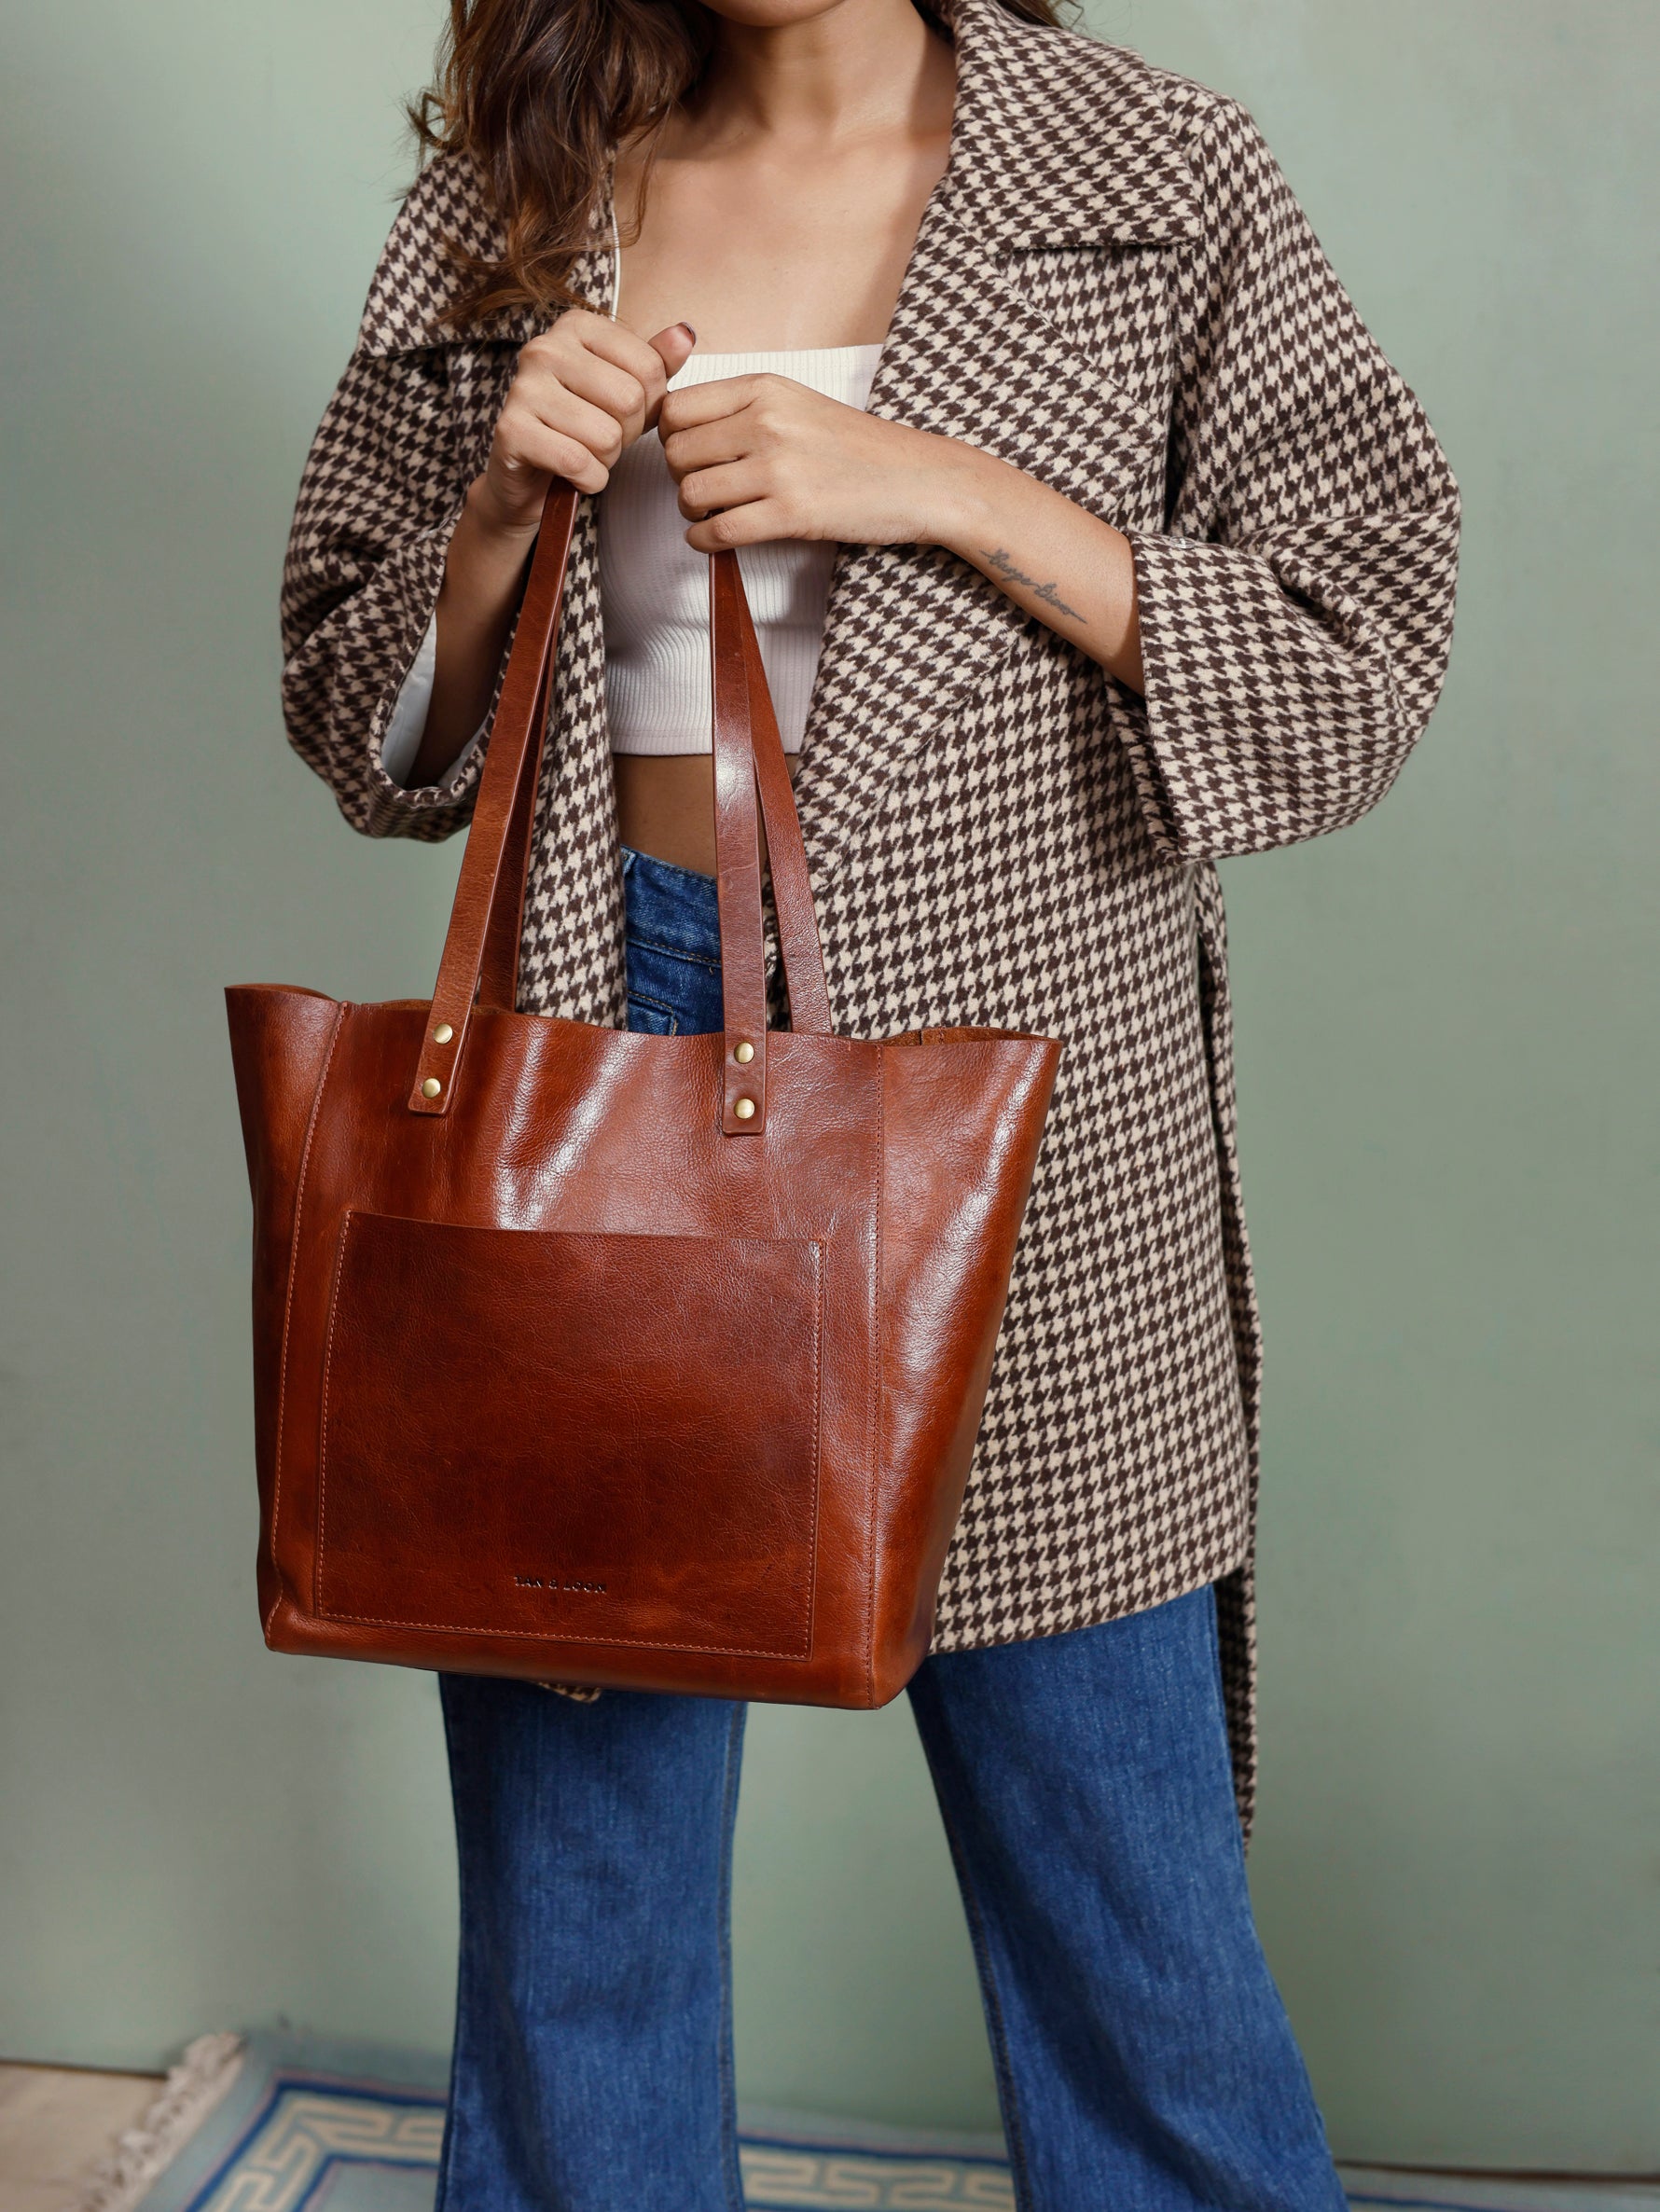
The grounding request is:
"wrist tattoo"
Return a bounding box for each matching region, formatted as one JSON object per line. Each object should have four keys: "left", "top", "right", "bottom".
{"left": 979, "top": 547, "right": 1083, "bottom": 623}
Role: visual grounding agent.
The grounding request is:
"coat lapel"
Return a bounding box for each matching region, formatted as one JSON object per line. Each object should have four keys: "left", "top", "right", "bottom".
{"left": 790, "top": 0, "right": 1203, "bottom": 889}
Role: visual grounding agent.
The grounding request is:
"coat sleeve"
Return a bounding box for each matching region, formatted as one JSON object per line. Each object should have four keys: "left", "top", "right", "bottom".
{"left": 1116, "top": 97, "right": 1461, "bottom": 862}
{"left": 279, "top": 173, "right": 498, "bottom": 842}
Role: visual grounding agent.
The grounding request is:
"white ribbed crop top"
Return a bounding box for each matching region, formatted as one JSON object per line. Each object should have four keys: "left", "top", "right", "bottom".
{"left": 378, "top": 194, "right": 885, "bottom": 783}
{"left": 380, "top": 343, "right": 881, "bottom": 784}
{"left": 601, "top": 343, "right": 880, "bottom": 755}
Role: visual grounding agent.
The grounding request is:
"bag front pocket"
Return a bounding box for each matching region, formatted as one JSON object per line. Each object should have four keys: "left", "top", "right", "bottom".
{"left": 315, "top": 1211, "right": 823, "bottom": 1658}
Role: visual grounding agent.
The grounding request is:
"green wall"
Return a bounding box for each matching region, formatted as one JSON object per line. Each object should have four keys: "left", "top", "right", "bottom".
{"left": 2, "top": 0, "right": 1654, "bottom": 2168}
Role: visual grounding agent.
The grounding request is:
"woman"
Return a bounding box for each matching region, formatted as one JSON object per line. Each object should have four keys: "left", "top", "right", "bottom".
{"left": 282, "top": 0, "right": 1459, "bottom": 2202}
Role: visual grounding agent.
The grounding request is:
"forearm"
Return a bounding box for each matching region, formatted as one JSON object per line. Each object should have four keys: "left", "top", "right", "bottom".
{"left": 929, "top": 445, "right": 1144, "bottom": 694}
{"left": 408, "top": 480, "right": 539, "bottom": 786}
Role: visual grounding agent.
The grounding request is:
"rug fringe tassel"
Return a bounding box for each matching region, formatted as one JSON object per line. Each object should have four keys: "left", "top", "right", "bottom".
{"left": 76, "top": 2032, "right": 247, "bottom": 2212}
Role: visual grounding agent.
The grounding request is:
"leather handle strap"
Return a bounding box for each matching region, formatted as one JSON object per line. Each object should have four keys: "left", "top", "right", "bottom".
{"left": 407, "top": 484, "right": 833, "bottom": 1129}
{"left": 709, "top": 550, "right": 836, "bottom": 1132}
{"left": 408, "top": 481, "right": 578, "bottom": 1116}
{"left": 711, "top": 550, "right": 833, "bottom": 1038}
{"left": 710, "top": 553, "right": 772, "bottom": 1132}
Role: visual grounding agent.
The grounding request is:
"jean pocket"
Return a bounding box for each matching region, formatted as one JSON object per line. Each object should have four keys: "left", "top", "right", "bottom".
{"left": 626, "top": 993, "right": 681, "bottom": 1037}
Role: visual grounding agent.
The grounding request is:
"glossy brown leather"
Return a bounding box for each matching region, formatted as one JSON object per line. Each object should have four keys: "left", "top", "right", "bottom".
{"left": 228, "top": 480, "right": 1060, "bottom": 1707}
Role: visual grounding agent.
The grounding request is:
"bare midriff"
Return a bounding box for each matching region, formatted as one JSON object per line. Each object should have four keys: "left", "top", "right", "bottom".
{"left": 615, "top": 750, "right": 802, "bottom": 878}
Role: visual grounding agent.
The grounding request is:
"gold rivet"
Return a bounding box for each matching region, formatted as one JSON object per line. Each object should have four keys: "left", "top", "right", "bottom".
{"left": 733, "top": 1096, "right": 756, "bottom": 1121}
{"left": 422, "top": 1077, "right": 442, "bottom": 1099}
{"left": 433, "top": 1021, "right": 454, "bottom": 1044}
{"left": 734, "top": 1040, "right": 754, "bottom": 1064}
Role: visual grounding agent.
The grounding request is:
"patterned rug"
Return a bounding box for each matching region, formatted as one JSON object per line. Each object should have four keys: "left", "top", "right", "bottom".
{"left": 81, "top": 2032, "right": 1660, "bottom": 2212}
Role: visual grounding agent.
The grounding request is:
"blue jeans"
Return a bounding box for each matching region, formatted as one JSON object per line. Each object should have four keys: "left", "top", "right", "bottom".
{"left": 616, "top": 842, "right": 728, "bottom": 1036}
{"left": 434, "top": 847, "right": 1344, "bottom": 2212}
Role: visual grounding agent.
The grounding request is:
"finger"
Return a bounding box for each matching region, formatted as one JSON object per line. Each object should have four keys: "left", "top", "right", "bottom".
{"left": 574, "top": 316, "right": 675, "bottom": 431}
{"left": 657, "top": 374, "right": 769, "bottom": 436}
{"left": 649, "top": 320, "right": 697, "bottom": 384}
{"left": 638, "top": 323, "right": 697, "bottom": 434}
{"left": 532, "top": 350, "right": 653, "bottom": 442}
{"left": 511, "top": 384, "right": 630, "bottom": 472}
{"left": 659, "top": 415, "right": 754, "bottom": 482}
{"left": 676, "top": 458, "right": 769, "bottom": 520}
{"left": 684, "top": 498, "right": 795, "bottom": 553}
{"left": 496, "top": 413, "right": 611, "bottom": 496}
{"left": 550, "top": 311, "right": 677, "bottom": 394}
{"left": 523, "top": 317, "right": 672, "bottom": 440}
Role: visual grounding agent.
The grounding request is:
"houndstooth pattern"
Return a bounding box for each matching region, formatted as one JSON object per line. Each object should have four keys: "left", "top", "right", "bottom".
{"left": 280, "top": 0, "right": 1459, "bottom": 1827}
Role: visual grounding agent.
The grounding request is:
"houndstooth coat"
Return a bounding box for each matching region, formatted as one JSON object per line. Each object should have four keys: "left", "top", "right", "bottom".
{"left": 281, "top": 0, "right": 1459, "bottom": 1823}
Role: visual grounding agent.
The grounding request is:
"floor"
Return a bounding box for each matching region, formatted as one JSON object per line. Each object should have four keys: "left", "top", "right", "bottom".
{"left": 0, "top": 2064, "right": 162, "bottom": 2212}
{"left": 2, "top": 2058, "right": 1654, "bottom": 2212}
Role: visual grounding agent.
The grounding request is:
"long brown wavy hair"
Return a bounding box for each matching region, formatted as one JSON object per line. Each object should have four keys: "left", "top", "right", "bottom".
{"left": 410, "top": 0, "right": 1067, "bottom": 327}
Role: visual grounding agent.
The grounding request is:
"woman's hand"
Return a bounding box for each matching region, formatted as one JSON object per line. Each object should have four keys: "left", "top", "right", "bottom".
{"left": 659, "top": 374, "right": 975, "bottom": 552}
{"left": 408, "top": 309, "right": 697, "bottom": 784}
{"left": 658, "top": 373, "right": 1144, "bottom": 692}
{"left": 471, "top": 308, "right": 698, "bottom": 539}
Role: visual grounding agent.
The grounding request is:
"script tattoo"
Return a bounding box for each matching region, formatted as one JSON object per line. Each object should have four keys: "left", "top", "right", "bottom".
{"left": 979, "top": 547, "right": 1084, "bottom": 624}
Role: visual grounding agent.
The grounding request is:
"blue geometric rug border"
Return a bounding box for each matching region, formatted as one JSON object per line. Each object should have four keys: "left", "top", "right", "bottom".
{"left": 110, "top": 2031, "right": 1660, "bottom": 2212}
{"left": 121, "top": 2035, "right": 448, "bottom": 2212}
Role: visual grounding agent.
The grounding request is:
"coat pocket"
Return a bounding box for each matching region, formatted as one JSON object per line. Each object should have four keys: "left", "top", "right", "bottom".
{"left": 315, "top": 1211, "right": 824, "bottom": 1658}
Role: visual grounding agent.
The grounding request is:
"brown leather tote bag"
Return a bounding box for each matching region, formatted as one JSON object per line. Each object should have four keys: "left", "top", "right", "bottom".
{"left": 228, "top": 481, "right": 1060, "bottom": 1707}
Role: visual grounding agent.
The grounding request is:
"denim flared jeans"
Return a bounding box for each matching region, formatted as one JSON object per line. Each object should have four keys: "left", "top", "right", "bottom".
{"left": 434, "top": 847, "right": 1345, "bottom": 2212}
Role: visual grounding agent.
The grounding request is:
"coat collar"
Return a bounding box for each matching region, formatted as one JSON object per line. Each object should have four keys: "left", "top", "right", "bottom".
{"left": 933, "top": 0, "right": 1203, "bottom": 250}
